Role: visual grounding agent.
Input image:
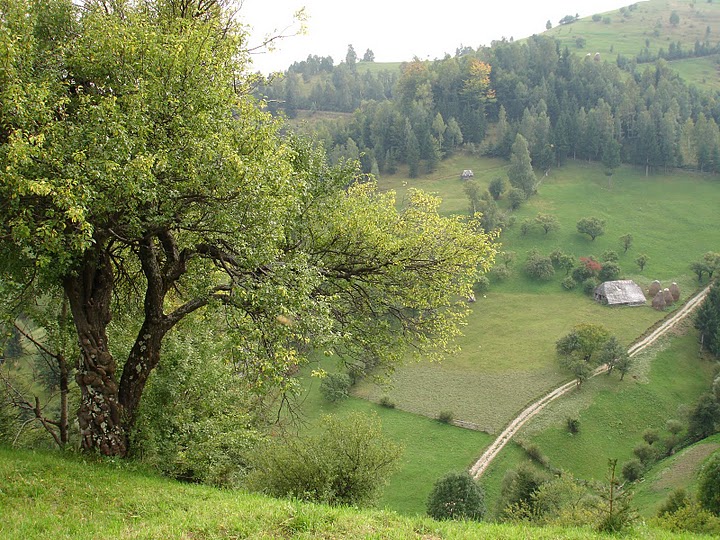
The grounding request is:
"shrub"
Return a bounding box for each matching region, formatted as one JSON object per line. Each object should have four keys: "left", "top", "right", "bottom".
{"left": 642, "top": 428, "right": 660, "bottom": 445}
{"left": 437, "top": 410, "right": 454, "bottom": 424}
{"left": 601, "top": 249, "right": 619, "bottom": 262}
{"left": 525, "top": 250, "right": 555, "bottom": 281}
{"left": 427, "top": 471, "right": 486, "bottom": 521}
{"left": 622, "top": 459, "right": 644, "bottom": 482}
{"left": 561, "top": 276, "right": 577, "bottom": 290}
{"left": 522, "top": 443, "right": 549, "bottom": 467}
{"left": 598, "top": 261, "right": 621, "bottom": 281}
{"left": 658, "top": 488, "right": 690, "bottom": 517}
{"left": 508, "top": 188, "right": 526, "bottom": 210}
{"left": 572, "top": 265, "right": 592, "bottom": 283}
{"left": 488, "top": 177, "right": 506, "bottom": 200}
{"left": 247, "top": 412, "right": 402, "bottom": 507}
{"left": 473, "top": 275, "right": 490, "bottom": 295}
{"left": 688, "top": 394, "right": 720, "bottom": 442}
{"left": 491, "top": 265, "right": 510, "bottom": 282}
{"left": 633, "top": 443, "right": 657, "bottom": 465}
{"left": 566, "top": 416, "right": 580, "bottom": 434}
{"left": 698, "top": 451, "right": 720, "bottom": 516}
{"left": 133, "top": 332, "right": 262, "bottom": 487}
{"left": 378, "top": 396, "right": 395, "bottom": 408}
{"left": 655, "top": 502, "right": 720, "bottom": 534}
{"left": 582, "top": 277, "right": 600, "bottom": 295}
{"left": 666, "top": 418, "right": 684, "bottom": 435}
{"left": 320, "top": 372, "right": 352, "bottom": 402}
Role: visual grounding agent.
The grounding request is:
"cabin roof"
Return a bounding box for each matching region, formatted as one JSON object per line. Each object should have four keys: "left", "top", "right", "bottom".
{"left": 594, "top": 280, "right": 646, "bottom": 305}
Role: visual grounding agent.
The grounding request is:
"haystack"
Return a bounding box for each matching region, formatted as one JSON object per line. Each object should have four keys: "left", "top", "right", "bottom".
{"left": 648, "top": 280, "right": 662, "bottom": 298}
{"left": 670, "top": 282, "right": 680, "bottom": 302}
{"left": 663, "top": 288, "right": 674, "bottom": 304}
{"left": 652, "top": 291, "right": 666, "bottom": 310}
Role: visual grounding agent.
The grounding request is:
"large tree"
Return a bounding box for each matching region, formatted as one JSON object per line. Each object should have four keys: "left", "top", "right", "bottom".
{"left": 507, "top": 134, "right": 537, "bottom": 197}
{"left": 0, "top": 0, "right": 496, "bottom": 456}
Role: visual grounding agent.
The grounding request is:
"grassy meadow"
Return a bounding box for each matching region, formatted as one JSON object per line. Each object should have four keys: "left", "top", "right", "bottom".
{"left": 286, "top": 154, "right": 720, "bottom": 516}
{"left": 5, "top": 447, "right": 715, "bottom": 540}
{"left": 632, "top": 433, "right": 720, "bottom": 517}
{"left": 543, "top": 0, "right": 720, "bottom": 89}
{"left": 361, "top": 157, "right": 717, "bottom": 433}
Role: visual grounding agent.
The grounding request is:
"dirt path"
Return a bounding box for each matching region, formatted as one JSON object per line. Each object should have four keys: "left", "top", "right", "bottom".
{"left": 469, "top": 285, "right": 711, "bottom": 479}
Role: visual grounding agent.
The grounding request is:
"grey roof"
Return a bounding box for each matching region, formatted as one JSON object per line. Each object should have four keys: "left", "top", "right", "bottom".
{"left": 594, "top": 280, "right": 647, "bottom": 305}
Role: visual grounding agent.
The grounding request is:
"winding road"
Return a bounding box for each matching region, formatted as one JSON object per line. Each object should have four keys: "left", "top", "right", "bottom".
{"left": 469, "top": 285, "right": 711, "bottom": 479}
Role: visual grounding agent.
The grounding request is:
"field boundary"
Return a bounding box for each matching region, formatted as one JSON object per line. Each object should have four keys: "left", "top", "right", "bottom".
{"left": 469, "top": 285, "right": 712, "bottom": 479}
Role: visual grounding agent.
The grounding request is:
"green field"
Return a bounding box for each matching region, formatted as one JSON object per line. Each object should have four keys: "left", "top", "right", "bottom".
{"left": 632, "top": 433, "right": 720, "bottom": 517}
{"left": 363, "top": 158, "right": 717, "bottom": 432}
{"left": 288, "top": 155, "right": 720, "bottom": 516}
{"left": 3, "top": 447, "right": 717, "bottom": 539}
{"left": 544, "top": 0, "right": 720, "bottom": 89}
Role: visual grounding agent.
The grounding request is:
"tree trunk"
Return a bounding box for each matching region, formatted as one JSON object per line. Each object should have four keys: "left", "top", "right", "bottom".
{"left": 64, "top": 246, "right": 127, "bottom": 456}
{"left": 118, "top": 321, "right": 167, "bottom": 437}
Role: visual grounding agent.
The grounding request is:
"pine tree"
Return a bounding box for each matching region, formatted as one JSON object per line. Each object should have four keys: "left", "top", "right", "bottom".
{"left": 507, "top": 134, "right": 537, "bottom": 196}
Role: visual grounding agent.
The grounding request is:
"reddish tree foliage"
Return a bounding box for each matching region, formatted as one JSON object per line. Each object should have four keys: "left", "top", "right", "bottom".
{"left": 580, "top": 256, "right": 603, "bottom": 276}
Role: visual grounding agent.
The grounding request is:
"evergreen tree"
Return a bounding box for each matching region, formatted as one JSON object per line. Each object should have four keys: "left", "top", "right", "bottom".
{"left": 404, "top": 121, "right": 421, "bottom": 178}
{"left": 507, "top": 134, "right": 537, "bottom": 196}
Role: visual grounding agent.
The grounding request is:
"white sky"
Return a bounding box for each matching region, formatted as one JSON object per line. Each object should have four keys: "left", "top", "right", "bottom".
{"left": 241, "top": 1, "right": 642, "bottom": 73}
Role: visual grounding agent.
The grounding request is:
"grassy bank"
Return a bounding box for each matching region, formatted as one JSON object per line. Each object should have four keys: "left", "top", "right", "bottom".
{"left": 0, "top": 447, "right": 715, "bottom": 539}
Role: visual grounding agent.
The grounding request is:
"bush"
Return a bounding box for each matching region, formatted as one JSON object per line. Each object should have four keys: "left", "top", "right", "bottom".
{"left": 698, "top": 451, "right": 720, "bottom": 516}
{"left": 642, "top": 428, "right": 660, "bottom": 445}
{"left": 319, "top": 372, "right": 352, "bottom": 402}
{"left": 561, "top": 276, "right": 577, "bottom": 290}
{"left": 437, "top": 410, "right": 454, "bottom": 424}
{"left": 666, "top": 418, "right": 684, "bottom": 435}
{"left": 598, "top": 261, "right": 621, "bottom": 281}
{"left": 488, "top": 177, "right": 506, "bottom": 200}
{"left": 508, "top": 188, "right": 526, "bottom": 210}
{"left": 247, "top": 412, "right": 402, "bottom": 507}
{"left": 491, "top": 265, "right": 510, "bottom": 282}
{"left": 525, "top": 250, "right": 555, "bottom": 281}
{"left": 566, "top": 416, "right": 580, "bottom": 434}
{"left": 655, "top": 502, "right": 720, "bottom": 534}
{"left": 601, "top": 249, "right": 619, "bottom": 262}
{"left": 582, "top": 277, "right": 600, "bottom": 295}
{"left": 522, "top": 442, "right": 549, "bottom": 467}
{"left": 427, "top": 471, "right": 486, "bottom": 521}
{"left": 378, "top": 395, "right": 395, "bottom": 408}
{"left": 658, "top": 488, "right": 690, "bottom": 517}
{"left": 633, "top": 443, "right": 657, "bottom": 465}
{"left": 572, "top": 265, "right": 592, "bottom": 283}
{"left": 622, "top": 459, "right": 643, "bottom": 482}
{"left": 473, "top": 275, "right": 490, "bottom": 295}
{"left": 133, "top": 331, "right": 262, "bottom": 487}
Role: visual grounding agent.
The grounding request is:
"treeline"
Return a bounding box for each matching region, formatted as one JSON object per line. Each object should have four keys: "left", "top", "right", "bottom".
{"left": 257, "top": 53, "right": 398, "bottom": 116}
{"left": 260, "top": 35, "right": 720, "bottom": 176}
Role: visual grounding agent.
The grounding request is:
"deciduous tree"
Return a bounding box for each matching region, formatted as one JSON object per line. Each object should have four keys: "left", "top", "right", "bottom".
{"left": 0, "top": 0, "right": 496, "bottom": 456}
{"left": 576, "top": 217, "right": 606, "bottom": 241}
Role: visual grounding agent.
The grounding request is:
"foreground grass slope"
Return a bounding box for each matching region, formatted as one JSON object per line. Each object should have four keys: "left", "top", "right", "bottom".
{"left": 0, "top": 447, "right": 715, "bottom": 539}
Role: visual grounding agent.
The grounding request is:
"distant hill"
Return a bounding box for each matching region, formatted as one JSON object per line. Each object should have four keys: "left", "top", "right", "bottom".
{"left": 542, "top": 0, "right": 720, "bottom": 89}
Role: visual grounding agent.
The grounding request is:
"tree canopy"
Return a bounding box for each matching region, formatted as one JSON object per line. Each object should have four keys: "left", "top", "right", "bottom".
{"left": 0, "top": 0, "right": 496, "bottom": 456}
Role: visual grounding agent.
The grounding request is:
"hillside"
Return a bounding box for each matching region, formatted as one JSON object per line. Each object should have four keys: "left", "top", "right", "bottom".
{"left": 0, "top": 447, "right": 715, "bottom": 539}
{"left": 543, "top": 0, "right": 720, "bottom": 89}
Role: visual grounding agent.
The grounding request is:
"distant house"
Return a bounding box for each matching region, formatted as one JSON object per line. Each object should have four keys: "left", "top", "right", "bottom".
{"left": 461, "top": 169, "right": 474, "bottom": 180}
{"left": 594, "top": 280, "right": 647, "bottom": 306}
